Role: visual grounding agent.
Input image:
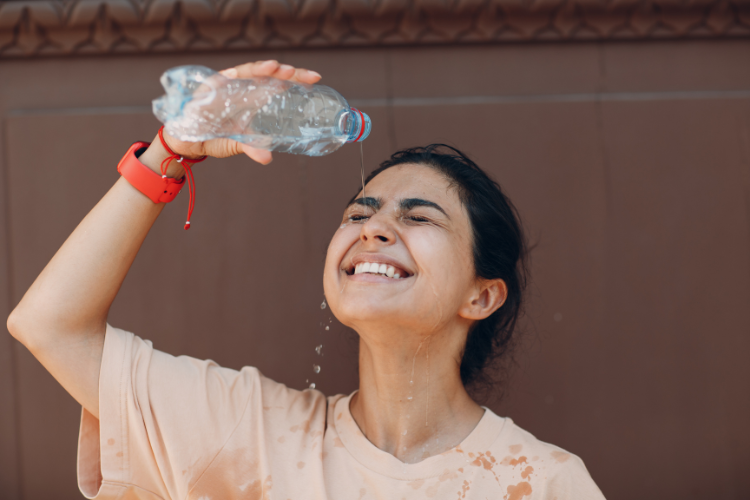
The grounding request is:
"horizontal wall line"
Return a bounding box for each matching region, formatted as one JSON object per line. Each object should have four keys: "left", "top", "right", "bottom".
{"left": 7, "top": 89, "right": 750, "bottom": 117}
{"left": 350, "top": 89, "right": 750, "bottom": 107}
{"left": 7, "top": 106, "right": 152, "bottom": 117}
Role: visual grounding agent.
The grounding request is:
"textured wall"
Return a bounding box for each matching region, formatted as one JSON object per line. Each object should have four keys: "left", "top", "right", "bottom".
{"left": 1, "top": 0, "right": 750, "bottom": 56}
{"left": 1, "top": 40, "right": 750, "bottom": 499}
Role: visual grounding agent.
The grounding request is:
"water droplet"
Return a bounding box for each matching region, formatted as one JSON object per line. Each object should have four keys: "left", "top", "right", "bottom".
{"left": 409, "top": 380, "right": 414, "bottom": 385}
{"left": 407, "top": 396, "right": 413, "bottom": 401}
{"left": 309, "top": 383, "right": 316, "bottom": 389}
{"left": 402, "top": 429, "right": 408, "bottom": 435}
{"left": 313, "top": 364, "right": 321, "bottom": 374}
{"left": 324, "top": 326, "right": 329, "bottom": 331}
{"left": 315, "top": 345, "right": 323, "bottom": 355}
{"left": 320, "top": 300, "right": 327, "bottom": 310}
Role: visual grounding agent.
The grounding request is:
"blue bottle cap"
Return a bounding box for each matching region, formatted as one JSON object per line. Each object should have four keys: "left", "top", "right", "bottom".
{"left": 346, "top": 108, "right": 371, "bottom": 143}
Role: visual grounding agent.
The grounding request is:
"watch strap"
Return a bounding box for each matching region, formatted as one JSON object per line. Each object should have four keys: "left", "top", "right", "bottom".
{"left": 117, "top": 141, "right": 185, "bottom": 204}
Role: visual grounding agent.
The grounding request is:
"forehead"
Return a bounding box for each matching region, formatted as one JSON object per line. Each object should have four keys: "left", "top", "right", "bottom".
{"left": 365, "top": 163, "right": 460, "bottom": 208}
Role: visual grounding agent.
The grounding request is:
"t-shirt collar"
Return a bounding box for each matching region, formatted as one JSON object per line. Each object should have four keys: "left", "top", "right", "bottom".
{"left": 331, "top": 392, "right": 509, "bottom": 480}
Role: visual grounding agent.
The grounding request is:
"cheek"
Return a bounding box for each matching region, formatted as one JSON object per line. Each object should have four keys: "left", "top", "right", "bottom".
{"left": 409, "top": 231, "right": 474, "bottom": 300}
{"left": 322, "top": 228, "right": 356, "bottom": 294}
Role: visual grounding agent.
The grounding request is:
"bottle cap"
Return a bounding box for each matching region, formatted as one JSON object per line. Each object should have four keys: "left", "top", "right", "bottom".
{"left": 346, "top": 108, "right": 371, "bottom": 143}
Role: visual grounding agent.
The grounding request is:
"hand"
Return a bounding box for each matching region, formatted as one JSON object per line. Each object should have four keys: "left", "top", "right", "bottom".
{"left": 145, "top": 60, "right": 322, "bottom": 177}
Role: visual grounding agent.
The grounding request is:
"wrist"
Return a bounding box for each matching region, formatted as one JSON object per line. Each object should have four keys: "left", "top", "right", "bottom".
{"left": 138, "top": 135, "right": 185, "bottom": 179}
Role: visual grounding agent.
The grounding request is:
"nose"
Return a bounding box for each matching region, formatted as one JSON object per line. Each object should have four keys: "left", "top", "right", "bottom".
{"left": 360, "top": 213, "right": 396, "bottom": 246}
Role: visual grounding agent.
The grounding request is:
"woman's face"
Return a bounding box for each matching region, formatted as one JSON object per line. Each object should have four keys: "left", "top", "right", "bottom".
{"left": 323, "top": 163, "right": 480, "bottom": 343}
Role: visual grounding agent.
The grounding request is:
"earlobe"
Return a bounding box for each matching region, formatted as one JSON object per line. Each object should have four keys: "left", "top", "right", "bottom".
{"left": 459, "top": 279, "right": 508, "bottom": 321}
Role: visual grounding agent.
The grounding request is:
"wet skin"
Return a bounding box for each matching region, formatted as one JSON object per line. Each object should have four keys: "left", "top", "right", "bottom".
{"left": 323, "top": 163, "right": 508, "bottom": 463}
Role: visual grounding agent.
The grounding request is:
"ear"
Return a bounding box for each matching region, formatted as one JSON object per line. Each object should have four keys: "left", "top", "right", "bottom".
{"left": 458, "top": 278, "right": 508, "bottom": 321}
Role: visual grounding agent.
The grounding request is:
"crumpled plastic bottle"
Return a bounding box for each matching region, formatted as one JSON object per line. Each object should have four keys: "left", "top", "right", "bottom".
{"left": 152, "top": 65, "right": 371, "bottom": 157}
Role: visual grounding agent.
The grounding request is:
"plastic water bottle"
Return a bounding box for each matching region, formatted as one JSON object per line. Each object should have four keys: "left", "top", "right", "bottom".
{"left": 152, "top": 65, "right": 371, "bottom": 156}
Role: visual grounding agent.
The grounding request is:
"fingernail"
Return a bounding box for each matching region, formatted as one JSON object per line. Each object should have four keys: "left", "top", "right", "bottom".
{"left": 221, "top": 68, "right": 238, "bottom": 78}
{"left": 280, "top": 64, "right": 294, "bottom": 72}
{"left": 307, "top": 70, "right": 321, "bottom": 79}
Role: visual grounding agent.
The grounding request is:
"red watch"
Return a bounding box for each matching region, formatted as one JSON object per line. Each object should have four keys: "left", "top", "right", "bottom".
{"left": 117, "top": 141, "right": 185, "bottom": 204}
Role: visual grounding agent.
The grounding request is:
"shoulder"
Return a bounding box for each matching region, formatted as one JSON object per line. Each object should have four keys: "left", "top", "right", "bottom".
{"left": 485, "top": 412, "right": 606, "bottom": 500}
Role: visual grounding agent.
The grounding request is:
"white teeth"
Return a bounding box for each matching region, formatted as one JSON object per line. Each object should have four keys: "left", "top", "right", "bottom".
{"left": 353, "top": 262, "right": 407, "bottom": 278}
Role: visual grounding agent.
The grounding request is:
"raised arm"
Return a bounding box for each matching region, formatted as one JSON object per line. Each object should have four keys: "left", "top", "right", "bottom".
{"left": 6, "top": 61, "right": 321, "bottom": 418}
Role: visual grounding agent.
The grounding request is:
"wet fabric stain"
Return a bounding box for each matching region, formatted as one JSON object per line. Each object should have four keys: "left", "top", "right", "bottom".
{"left": 439, "top": 468, "right": 458, "bottom": 481}
{"left": 277, "top": 436, "right": 286, "bottom": 443}
{"left": 457, "top": 479, "right": 471, "bottom": 499}
{"left": 469, "top": 451, "right": 503, "bottom": 486}
{"left": 425, "top": 484, "right": 439, "bottom": 497}
{"left": 469, "top": 451, "right": 497, "bottom": 470}
{"left": 107, "top": 438, "right": 115, "bottom": 445}
{"left": 500, "top": 455, "right": 528, "bottom": 467}
{"left": 504, "top": 481, "right": 532, "bottom": 500}
{"left": 521, "top": 466, "right": 534, "bottom": 479}
{"left": 408, "top": 479, "right": 425, "bottom": 490}
{"left": 296, "top": 462, "right": 305, "bottom": 469}
{"left": 333, "top": 437, "right": 344, "bottom": 448}
{"left": 289, "top": 419, "right": 312, "bottom": 434}
{"left": 509, "top": 444, "right": 522, "bottom": 454}
{"left": 550, "top": 451, "right": 571, "bottom": 463}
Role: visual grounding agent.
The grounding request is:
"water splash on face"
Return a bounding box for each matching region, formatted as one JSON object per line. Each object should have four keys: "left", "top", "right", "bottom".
{"left": 360, "top": 142, "right": 366, "bottom": 202}
{"left": 428, "top": 281, "right": 444, "bottom": 331}
{"left": 409, "top": 338, "right": 428, "bottom": 386}
{"left": 425, "top": 338, "right": 431, "bottom": 427}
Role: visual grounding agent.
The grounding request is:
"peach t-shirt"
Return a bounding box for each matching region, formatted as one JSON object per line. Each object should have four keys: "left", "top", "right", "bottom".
{"left": 77, "top": 325, "right": 605, "bottom": 500}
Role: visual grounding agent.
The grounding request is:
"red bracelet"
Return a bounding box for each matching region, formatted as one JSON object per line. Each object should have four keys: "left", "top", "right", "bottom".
{"left": 117, "top": 127, "right": 207, "bottom": 230}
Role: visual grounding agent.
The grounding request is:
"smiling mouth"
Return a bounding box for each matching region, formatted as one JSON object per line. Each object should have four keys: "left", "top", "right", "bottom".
{"left": 345, "top": 261, "right": 412, "bottom": 279}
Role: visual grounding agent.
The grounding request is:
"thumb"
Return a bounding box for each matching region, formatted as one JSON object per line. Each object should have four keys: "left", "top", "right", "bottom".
{"left": 241, "top": 144, "right": 273, "bottom": 165}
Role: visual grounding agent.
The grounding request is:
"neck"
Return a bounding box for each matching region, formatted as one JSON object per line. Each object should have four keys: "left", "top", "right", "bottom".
{"left": 349, "top": 326, "right": 484, "bottom": 464}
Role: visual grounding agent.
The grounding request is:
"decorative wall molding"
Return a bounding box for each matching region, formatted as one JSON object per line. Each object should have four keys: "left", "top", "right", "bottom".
{"left": 1, "top": 0, "right": 749, "bottom": 57}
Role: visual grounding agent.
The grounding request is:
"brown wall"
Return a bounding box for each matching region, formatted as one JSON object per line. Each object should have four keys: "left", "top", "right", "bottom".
{"left": 1, "top": 40, "right": 749, "bottom": 499}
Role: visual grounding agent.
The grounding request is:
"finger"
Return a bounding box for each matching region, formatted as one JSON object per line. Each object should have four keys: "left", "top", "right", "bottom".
{"left": 233, "top": 60, "right": 280, "bottom": 79}
{"left": 289, "top": 68, "right": 322, "bottom": 84}
{"left": 241, "top": 144, "right": 273, "bottom": 165}
{"left": 219, "top": 67, "right": 238, "bottom": 78}
{"left": 274, "top": 64, "right": 297, "bottom": 80}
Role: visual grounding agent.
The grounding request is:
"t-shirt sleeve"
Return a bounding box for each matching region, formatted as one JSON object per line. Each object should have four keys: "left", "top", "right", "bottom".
{"left": 77, "top": 325, "right": 261, "bottom": 500}
{"left": 542, "top": 451, "right": 607, "bottom": 500}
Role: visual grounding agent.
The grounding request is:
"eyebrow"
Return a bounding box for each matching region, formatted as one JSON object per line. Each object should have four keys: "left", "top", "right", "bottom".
{"left": 348, "top": 197, "right": 381, "bottom": 210}
{"left": 400, "top": 198, "right": 449, "bottom": 217}
{"left": 348, "top": 197, "right": 448, "bottom": 218}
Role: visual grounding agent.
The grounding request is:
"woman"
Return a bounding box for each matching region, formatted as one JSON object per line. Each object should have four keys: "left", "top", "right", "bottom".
{"left": 7, "top": 60, "right": 605, "bottom": 500}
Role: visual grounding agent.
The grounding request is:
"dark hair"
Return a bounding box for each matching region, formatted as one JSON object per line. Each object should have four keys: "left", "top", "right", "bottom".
{"left": 358, "top": 144, "right": 528, "bottom": 397}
